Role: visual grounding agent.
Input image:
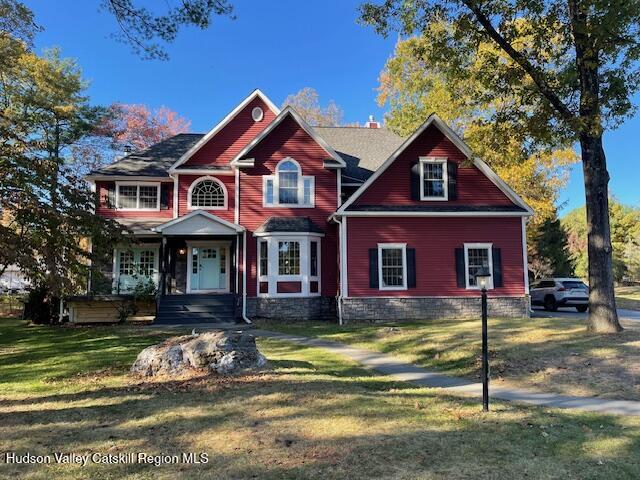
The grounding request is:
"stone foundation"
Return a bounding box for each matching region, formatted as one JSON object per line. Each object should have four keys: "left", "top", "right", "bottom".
{"left": 341, "top": 296, "right": 529, "bottom": 322}
{"left": 246, "top": 296, "right": 336, "bottom": 321}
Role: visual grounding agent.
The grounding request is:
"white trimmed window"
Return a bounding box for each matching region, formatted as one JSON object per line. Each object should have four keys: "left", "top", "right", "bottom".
{"left": 378, "top": 243, "right": 407, "bottom": 290}
{"left": 114, "top": 247, "right": 160, "bottom": 293}
{"left": 464, "top": 243, "right": 493, "bottom": 289}
{"left": 116, "top": 182, "right": 160, "bottom": 210}
{"left": 257, "top": 235, "right": 322, "bottom": 297}
{"left": 263, "top": 158, "right": 314, "bottom": 207}
{"left": 188, "top": 177, "right": 227, "bottom": 210}
{"left": 419, "top": 157, "right": 448, "bottom": 200}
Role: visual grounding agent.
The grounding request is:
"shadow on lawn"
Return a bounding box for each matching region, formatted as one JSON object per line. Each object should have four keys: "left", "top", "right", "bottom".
{"left": 259, "top": 317, "right": 640, "bottom": 400}
{"left": 2, "top": 319, "right": 640, "bottom": 479}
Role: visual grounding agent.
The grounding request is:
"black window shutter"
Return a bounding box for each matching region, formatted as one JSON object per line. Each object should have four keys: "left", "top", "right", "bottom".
{"left": 106, "top": 183, "right": 116, "bottom": 209}
{"left": 410, "top": 161, "right": 420, "bottom": 200}
{"left": 455, "top": 248, "right": 466, "bottom": 288}
{"left": 160, "top": 184, "right": 170, "bottom": 210}
{"left": 369, "top": 248, "right": 379, "bottom": 288}
{"left": 407, "top": 248, "right": 416, "bottom": 288}
{"left": 447, "top": 161, "right": 458, "bottom": 200}
{"left": 492, "top": 247, "right": 503, "bottom": 287}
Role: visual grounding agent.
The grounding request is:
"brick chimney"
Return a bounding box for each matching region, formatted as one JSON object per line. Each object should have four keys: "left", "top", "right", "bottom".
{"left": 364, "top": 115, "right": 380, "bottom": 129}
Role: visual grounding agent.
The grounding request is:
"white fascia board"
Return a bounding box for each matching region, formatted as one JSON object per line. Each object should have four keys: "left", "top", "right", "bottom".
{"left": 172, "top": 169, "right": 234, "bottom": 176}
{"left": 233, "top": 158, "right": 255, "bottom": 168}
{"left": 253, "top": 231, "right": 325, "bottom": 238}
{"left": 336, "top": 210, "right": 532, "bottom": 218}
{"left": 152, "top": 209, "right": 245, "bottom": 233}
{"left": 229, "top": 107, "right": 346, "bottom": 167}
{"left": 336, "top": 112, "right": 533, "bottom": 215}
{"left": 169, "top": 89, "right": 280, "bottom": 172}
{"left": 85, "top": 175, "right": 172, "bottom": 182}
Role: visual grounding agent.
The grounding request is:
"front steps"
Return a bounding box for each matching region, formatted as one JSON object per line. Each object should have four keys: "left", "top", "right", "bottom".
{"left": 155, "top": 294, "right": 237, "bottom": 325}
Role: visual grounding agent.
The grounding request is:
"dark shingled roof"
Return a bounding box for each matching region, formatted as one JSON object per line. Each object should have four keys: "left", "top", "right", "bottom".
{"left": 345, "top": 205, "right": 528, "bottom": 213}
{"left": 90, "top": 133, "right": 204, "bottom": 177}
{"left": 315, "top": 127, "right": 404, "bottom": 183}
{"left": 89, "top": 127, "right": 404, "bottom": 181}
{"left": 114, "top": 217, "right": 165, "bottom": 234}
{"left": 255, "top": 216, "right": 324, "bottom": 234}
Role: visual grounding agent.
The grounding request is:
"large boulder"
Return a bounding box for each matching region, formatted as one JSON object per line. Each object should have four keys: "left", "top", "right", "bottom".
{"left": 131, "top": 331, "right": 266, "bottom": 377}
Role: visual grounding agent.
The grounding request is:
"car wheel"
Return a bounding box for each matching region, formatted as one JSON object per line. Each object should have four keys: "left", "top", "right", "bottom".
{"left": 576, "top": 305, "right": 588, "bottom": 313}
{"left": 544, "top": 295, "right": 558, "bottom": 312}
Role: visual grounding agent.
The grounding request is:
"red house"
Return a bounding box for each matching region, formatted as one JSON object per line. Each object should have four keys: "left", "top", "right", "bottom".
{"left": 83, "top": 90, "right": 532, "bottom": 324}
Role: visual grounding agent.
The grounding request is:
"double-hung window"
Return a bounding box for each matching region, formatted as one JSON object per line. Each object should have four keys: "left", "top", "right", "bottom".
{"left": 419, "top": 157, "right": 448, "bottom": 200}
{"left": 116, "top": 183, "right": 160, "bottom": 210}
{"left": 464, "top": 243, "right": 493, "bottom": 289}
{"left": 278, "top": 241, "right": 300, "bottom": 275}
{"left": 378, "top": 243, "right": 407, "bottom": 290}
{"left": 263, "top": 158, "right": 314, "bottom": 207}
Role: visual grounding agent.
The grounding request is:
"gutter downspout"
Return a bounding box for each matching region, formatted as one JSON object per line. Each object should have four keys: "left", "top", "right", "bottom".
{"left": 334, "top": 215, "right": 344, "bottom": 326}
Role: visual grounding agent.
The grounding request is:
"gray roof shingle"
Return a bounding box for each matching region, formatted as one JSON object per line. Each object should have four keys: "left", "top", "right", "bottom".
{"left": 255, "top": 216, "right": 324, "bottom": 234}
{"left": 90, "top": 127, "right": 404, "bottom": 183}
{"left": 90, "top": 133, "right": 204, "bottom": 177}
{"left": 315, "top": 127, "right": 404, "bottom": 183}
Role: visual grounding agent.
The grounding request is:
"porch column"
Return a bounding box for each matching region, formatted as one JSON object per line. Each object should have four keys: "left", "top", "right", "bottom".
{"left": 160, "top": 236, "right": 167, "bottom": 295}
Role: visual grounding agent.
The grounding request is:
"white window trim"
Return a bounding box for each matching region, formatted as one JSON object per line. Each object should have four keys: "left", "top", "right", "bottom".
{"left": 464, "top": 242, "right": 494, "bottom": 290}
{"left": 263, "top": 157, "right": 315, "bottom": 208}
{"left": 112, "top": 245, "right": 160, "bottom": 293}
{"left": 187, "top": 176, "right": 228, "bottom": 210}
{"left": 115, "top": 181, "right": 161, "bottom": 211}
{"left": 257, "top": 235, "right": 322, "bottom": 298}
{"left": 377, "top": 243, "right": 407, "bottom": 291}
{"left": 419, "top": 157, "right": 448, "bottom": 201}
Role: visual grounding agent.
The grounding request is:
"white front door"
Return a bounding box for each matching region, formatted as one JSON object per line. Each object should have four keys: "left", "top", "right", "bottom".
{"left": 188, "top": 244, "right": 229, "bottom": 292}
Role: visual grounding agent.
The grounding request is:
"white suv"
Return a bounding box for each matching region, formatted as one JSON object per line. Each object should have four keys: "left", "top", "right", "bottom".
{"left": 530, "top": 278, "right": 589, "bottom": 312}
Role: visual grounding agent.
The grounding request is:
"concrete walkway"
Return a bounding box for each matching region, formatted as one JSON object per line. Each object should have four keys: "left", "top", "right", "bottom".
{"left": 252, "top": 329, "right": 640, "bottom": 417}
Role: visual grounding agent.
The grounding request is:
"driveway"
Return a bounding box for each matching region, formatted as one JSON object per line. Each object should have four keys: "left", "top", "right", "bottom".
{"left": 532, "top": 307, "right": 640, "bottom": 322}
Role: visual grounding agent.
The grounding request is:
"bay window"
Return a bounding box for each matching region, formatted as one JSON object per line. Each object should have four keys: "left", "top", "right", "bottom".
{"left": 257, "top": 234, "right": 322, "bottom": 297}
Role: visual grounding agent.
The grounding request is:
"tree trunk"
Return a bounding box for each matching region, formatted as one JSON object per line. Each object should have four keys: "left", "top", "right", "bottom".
{"left": 580, "top": 134, "right": 622, "bottom": 333}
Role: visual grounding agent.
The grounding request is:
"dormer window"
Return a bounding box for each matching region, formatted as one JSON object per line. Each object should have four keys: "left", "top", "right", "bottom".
{"left": 263, "top": 158, "right": 314, "bottom": 208}
{"left": 419, "top": 157, "right": 448, "bottom": 200}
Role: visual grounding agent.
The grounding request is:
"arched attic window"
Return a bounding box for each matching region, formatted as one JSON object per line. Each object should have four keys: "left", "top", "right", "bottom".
{"left": 188, "top": 177, "right": 227, "bottom": 210}
{"left": 263, "top": 158, "right": 314, "bottom": 208}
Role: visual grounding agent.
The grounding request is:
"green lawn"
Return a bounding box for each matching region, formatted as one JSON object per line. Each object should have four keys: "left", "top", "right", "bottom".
{"left": 259, "top": 315, "right": 640, "bottom": 401}
{"left": 1, "top": 318, "right": 640, "bottom": 479}
{"left": 617, "top": 286, "right": 640, "bottom": 311}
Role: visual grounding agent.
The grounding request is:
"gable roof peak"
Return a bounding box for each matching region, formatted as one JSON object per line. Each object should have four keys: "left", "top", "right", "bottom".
{"left": 169, "top": 89, "right": 280, "bottom": 172}
{"left": 230, "top": 105, "right": 346, "bottom": 167}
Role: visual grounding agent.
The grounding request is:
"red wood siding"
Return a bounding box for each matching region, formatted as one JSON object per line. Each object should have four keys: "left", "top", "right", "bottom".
{"left": 277, "top": 281, "right": 302, "bottom": 293}
{"left": 238, "top": 115, "right": 338, "bottom": 297}
{"left": 95, "top": 181, "right": 173, "bottom": 219}
{"left": 176, "top": 174, "right": 235, "bottom": 222}
{"left": 354, "top": 125, "right": 513, "bottom": 206}
{"left": 184, "top": 97, "right": 277, "bottom": 166}
{"left": 346, "top": 216, "right": 525, "bottom": 297}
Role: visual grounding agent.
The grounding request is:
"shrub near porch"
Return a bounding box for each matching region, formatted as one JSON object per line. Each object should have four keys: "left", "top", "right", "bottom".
{"left": 1, "top": 318, "right": 640, "bottom": 479}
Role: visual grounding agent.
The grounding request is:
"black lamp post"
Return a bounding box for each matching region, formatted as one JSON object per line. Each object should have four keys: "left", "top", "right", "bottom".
{"left": 476, "top": 269, "right": 492, "bottom": 412}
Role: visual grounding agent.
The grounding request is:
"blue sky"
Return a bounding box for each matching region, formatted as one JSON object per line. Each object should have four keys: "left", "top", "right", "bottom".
{"left": 28, "top": 0, "right": 639, "bottom": 214}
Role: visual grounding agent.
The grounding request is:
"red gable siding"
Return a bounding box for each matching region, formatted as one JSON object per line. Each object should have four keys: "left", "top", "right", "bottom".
{"left": 95, "top": 181, "right": 173, "bottom": 219}
{"left": 347, "top": 216, "right": 525, "bottom": 297}
{"left": 354, "top": 125, "right": 513, "bottom": 206}
{"left": 184, "top": 97, "right": 277, "bottom": 166}
{"left": 238, "top": 115, "right": 338, "bottom": 297}
{"left": 176, "top": 174, "right": 235, "bottom": 222}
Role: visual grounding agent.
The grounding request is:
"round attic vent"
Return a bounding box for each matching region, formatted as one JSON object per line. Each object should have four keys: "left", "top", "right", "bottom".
{"left": 251, "top": 107, "right": 264, "bottom": 122}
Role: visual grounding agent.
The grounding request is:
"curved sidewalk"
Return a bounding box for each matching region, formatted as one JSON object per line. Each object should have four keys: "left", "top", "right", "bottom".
{"left": 253, "top": 329, "right": 640, "bottom": 417}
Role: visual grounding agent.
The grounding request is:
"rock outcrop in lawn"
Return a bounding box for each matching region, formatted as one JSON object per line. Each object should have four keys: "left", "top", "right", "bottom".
{"left": 131, "top": 331, "right": 266, "bottom": 376}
